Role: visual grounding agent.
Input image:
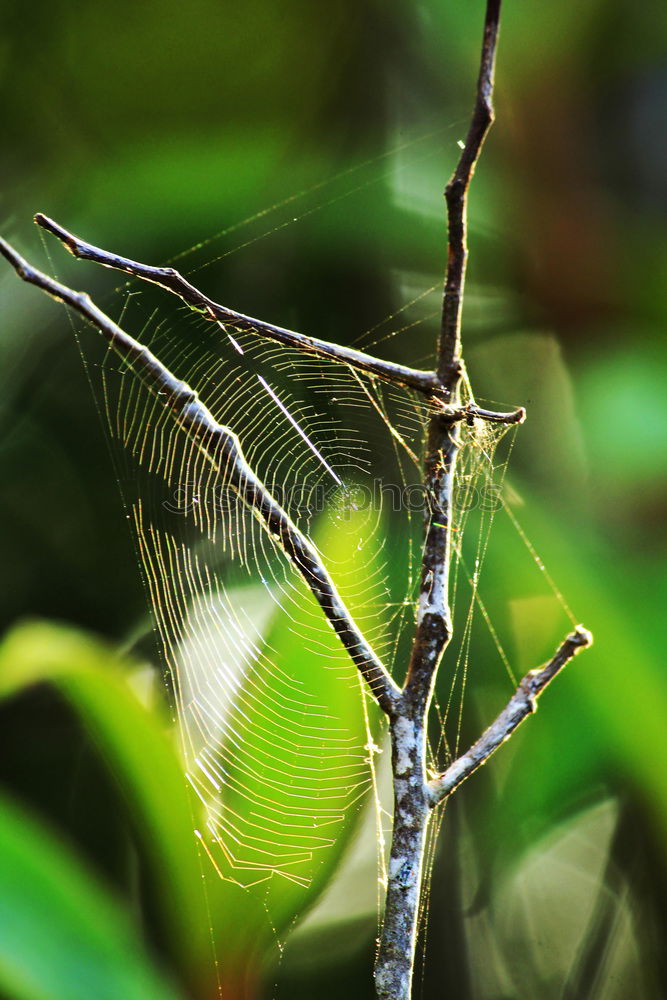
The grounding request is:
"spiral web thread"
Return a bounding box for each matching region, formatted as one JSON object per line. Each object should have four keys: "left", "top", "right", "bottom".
{"left": 37, "top": 129, "right": 580, "bottom": 961}
{"left": 72, "top": 288, "right": 425, "bottom": 892}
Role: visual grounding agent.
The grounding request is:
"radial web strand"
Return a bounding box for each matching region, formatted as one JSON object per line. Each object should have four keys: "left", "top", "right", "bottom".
{"left": 71, "top": 289, "right": 424, "bottom": 898}
{"left": 34, "top": 126, "right": 587, "bottom": 977}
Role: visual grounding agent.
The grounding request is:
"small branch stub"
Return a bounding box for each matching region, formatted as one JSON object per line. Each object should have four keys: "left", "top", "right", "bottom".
{"left": 428, "top": 626, "right": 593, "bottom": 805}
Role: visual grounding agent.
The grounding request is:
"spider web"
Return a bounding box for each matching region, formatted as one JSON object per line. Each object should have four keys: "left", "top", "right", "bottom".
{"left": 73, "top": 284, "right": 428, "bottom": 895}
{"left": 41, "top": 126, "right": 581, "bottom": 986}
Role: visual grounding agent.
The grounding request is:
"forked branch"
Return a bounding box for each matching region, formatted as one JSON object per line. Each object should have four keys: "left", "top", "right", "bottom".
{"left": 0, "top": 237, "right": 401, "bottom": 717}
{"left": 428, "top": 626, "right": 593, "bottom": 804}
{"left": 375, "top": 4, "right": 557, "bottom": 999}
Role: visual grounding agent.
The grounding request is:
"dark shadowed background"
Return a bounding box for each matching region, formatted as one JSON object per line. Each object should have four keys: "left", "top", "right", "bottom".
{"left": 1, "top": 1, "right": 666, "bottom": 998}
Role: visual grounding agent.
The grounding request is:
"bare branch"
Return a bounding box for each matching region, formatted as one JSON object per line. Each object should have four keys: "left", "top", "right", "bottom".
{"left": 34, "top": 213, "right": 441, "bottom": 398}
{"left": 0, "top": 236, "right": 401, "bottom": 717}
{"left": 428, "top": 626, "right": 594, "bottom": 805}
{"left": 439, "top": 0, "right": 501, "bottom": 383}
{"left": 402, "top": 0, "right": 503, "bottom": 716}
{"left": 34, "top": 214, "right": 525, "bottom": 428}
{"left": 376, "top": 5, "right": 511, "bottom": 997}
{"left": 2, "top": 9, "right": 593, "bottom": 1000}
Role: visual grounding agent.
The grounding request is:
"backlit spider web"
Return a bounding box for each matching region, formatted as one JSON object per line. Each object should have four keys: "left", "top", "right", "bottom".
{"left": 71, "top": 284, "right": 429, "bottom": 894}
{"left": 40, "top": 128, "right": 579, "bottom": 975}
{"left": 69, "top": 276, "right": 522, "bottom": 915}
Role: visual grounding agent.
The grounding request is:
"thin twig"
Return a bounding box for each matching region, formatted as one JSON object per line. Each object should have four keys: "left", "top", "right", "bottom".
{"left": 439, "top": 0, "right": 501, "bottom": 382}
{"left": 35, "top": 214, "right": 438, "bottom": 396}
{"left": 33, "top": 214, "right": 524, "bottom": 427}
{"left": 0, "top": 236, "right": 401, "bottom": 717}
{"left": 403, "top": 0, "right": 502, "bottom": 712}
{"left": 410, "top": 0, "right": 503, "bottom": 707}
{"left": 428, "top": 626, "right": 594, "bottom": 804}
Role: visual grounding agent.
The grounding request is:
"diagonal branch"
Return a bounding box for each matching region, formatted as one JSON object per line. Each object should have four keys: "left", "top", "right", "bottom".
{"left": 34, "top": 214, "right": 440, "bottom": 397}
{"left": 34, "top": 214, "right": 525, "bottom": 427}
{"left": 0, "top": 236, "right": 401, "bottom": 717}
{"left": 428, "top": 626, "right": 593, "bottom": 805}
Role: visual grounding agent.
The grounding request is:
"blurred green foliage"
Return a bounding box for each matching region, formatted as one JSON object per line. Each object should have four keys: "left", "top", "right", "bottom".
{"left": 1, "top": 0, "right": 666, "bottom": 997}
{"left": 0, "top": 787, "right": 182, "bottom": 1000}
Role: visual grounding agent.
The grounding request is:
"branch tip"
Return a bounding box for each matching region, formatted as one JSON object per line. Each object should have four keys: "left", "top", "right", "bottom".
{"left": 428, "top": 624, "right": 593, "bottom": 805}
{"left": 35, "top": 212, "right": 64, "bottom": 241}
{"left": 569, "top": 624, "right": 593, "bottom": 650}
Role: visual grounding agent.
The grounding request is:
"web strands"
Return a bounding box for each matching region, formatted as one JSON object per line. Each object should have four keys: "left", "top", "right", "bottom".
{"left": 352, "top": 277, "right": 522, "bottom": 769}
{"left": 346, "top": 277, "right": 567, "bottom": 766}
{"left": 80, "top": 295, "right": 424, "bottom": 891}
{"left": 432, "top": 391, "right": 518, "bottom": 772}
{"left": 25, "top": 122, "right": 587, "bottom": 993}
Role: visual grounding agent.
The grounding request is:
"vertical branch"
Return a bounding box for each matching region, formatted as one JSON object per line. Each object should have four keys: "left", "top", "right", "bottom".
{"left": 404, "top": 0, "right": 502, "bottom": 715}
{"left": 439, "top": 0, "right": 501, "bottom": 381}
{"left": 375, "top": 4, "right": 503, "bottom": 999}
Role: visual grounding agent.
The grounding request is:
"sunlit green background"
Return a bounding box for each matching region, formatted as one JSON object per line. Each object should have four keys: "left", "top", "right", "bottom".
{"left": 1, "top": 1, "right": 666, "bottom": 998}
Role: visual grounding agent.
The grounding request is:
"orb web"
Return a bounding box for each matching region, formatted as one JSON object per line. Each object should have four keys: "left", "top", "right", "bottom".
{"left": 35, "top": 124, "right": 583, "bottom": 985}
{"left": 66, "top": 282, "right": 427, "bottom": 897}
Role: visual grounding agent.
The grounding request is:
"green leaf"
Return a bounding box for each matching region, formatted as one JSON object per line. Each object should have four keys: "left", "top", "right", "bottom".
{"left": 188, "top": 506, "right": 389, "bottom": 981}
{"left": 0, "top": 791, "right": 182, "bottom": 1000}
{"left": 0, "top": 622, "right": 213, "bottom": 996}
{"left": 0, "top": 501, "right": 390, "bottom": 993}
